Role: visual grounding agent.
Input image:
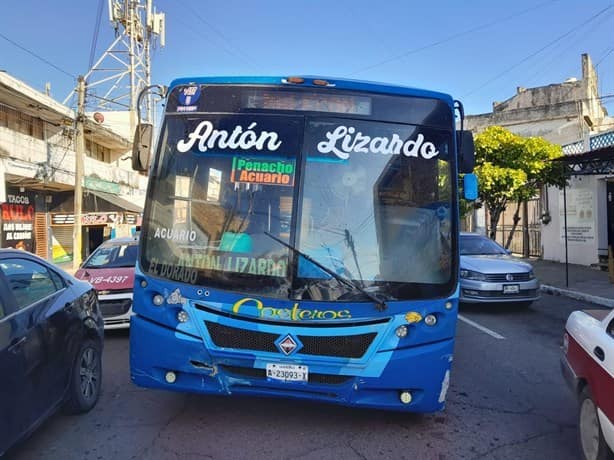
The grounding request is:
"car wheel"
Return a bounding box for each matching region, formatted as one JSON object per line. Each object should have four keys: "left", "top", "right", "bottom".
{"left": 578, "top": 386, "right": 614, "bottom": 460}
{"left": 63, "top": 339, "right": 102, "bottom": 414}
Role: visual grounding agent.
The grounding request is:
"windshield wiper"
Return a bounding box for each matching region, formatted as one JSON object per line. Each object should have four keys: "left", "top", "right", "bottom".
{"left": 264, "top": 232, "right": 387, "bottom": 311}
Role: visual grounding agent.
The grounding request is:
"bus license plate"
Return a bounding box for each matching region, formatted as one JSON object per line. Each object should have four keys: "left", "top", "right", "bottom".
{"left": 266, "top": 363, "right": 308, "bottom": 383}
{"left": 503, "top": 284, "right": 520, "bottom": 294}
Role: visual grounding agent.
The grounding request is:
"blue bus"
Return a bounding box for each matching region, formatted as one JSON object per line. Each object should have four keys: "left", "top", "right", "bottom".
{"left": 130, "top": 76, "right": 477, "bottom": 412}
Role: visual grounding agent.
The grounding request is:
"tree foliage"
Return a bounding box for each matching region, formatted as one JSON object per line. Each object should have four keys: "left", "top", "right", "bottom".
{"left": 473, "top": 126, "right": 567, "bottom": 239}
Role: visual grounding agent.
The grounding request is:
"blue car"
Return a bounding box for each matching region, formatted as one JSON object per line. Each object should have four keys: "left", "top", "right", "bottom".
{"left": 0, "top": 249, "right": 104, "bottom": 456}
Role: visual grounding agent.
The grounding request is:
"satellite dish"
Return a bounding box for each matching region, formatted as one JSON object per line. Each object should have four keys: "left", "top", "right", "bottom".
{"left": 93, "top": 112, "right": 104, "bottom": 123}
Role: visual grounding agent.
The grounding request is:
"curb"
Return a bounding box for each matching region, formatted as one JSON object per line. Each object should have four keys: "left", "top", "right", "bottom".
{"left": 540, "top": 284, "right": 614, "bottom": 308}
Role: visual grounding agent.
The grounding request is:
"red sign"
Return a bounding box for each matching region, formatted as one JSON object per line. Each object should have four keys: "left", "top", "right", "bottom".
{"left": 1, "top": 190, "right": 35, "bottom": 251}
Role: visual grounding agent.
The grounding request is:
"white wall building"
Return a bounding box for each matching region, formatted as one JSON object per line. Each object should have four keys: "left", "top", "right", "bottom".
{"left": 0, "top": 70, "right": 148, "bottom": 262}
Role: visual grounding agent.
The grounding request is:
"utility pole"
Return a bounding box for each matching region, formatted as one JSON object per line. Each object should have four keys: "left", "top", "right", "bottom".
{"left": 73, "top": 76, "right": 86, "bottom": 271}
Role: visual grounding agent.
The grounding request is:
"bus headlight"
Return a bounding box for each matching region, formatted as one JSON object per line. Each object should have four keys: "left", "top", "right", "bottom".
{"left": 424, "top": 314, "right": 437, "bottom": 326}
{"left": 153, "top": 294, "right": 165, "bottom": 306}
{"left": 177, "top": 310, "right": 189, "bottom": 323}
{"left": 395, "top": 325, "right": 408, "bottom": 338}
{"left": 400, "top": 391, "right": 412, "bottom": 404}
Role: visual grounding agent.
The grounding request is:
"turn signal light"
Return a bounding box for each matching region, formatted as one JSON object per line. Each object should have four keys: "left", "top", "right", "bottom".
{"left": 286, "top": 76, "right": 305, "bottom": 84}
{"left": 312, "top": 79, "right": 330, "bottom": 86}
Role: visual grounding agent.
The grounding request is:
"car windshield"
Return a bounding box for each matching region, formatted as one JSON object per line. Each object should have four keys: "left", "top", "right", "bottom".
{"left": 460, "top": 235, "right": 507, "bottom": 256}
{"left": 83, "top": 243, "right": 138, "bottom": 268}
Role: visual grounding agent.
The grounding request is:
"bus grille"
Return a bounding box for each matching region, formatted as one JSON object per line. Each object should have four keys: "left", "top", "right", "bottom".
{"left": 220, "top": 365, "right": 353, "bottom": 385}
{"left": 205, "top": 321, "right": 376, "bottom": 359}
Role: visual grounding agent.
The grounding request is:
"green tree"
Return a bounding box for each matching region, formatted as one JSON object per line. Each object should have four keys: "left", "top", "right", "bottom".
{"left": 474, "top": 126, "right": 567, "bottom": 243}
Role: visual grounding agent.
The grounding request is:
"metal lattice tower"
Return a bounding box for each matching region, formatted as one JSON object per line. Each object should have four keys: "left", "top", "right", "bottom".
{"left": 64, "top": 0, "right": 165, "bottom": 132}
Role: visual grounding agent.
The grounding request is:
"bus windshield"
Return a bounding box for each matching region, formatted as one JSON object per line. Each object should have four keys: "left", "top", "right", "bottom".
{"left": 140, "top": 112, "right": 455, "bottom": 301}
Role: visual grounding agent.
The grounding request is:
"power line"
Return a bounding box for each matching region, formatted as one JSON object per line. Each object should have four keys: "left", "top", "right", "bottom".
{"left": 522, "top": 9, "right": 614, "bottom": 88}
{"left": 347, "top": 0, "right": 560, "bottom": 76}
{"left": 0, "top": 31, "right": 76, "bottom": 79}
{"left": 181, "top": 2, "right": 260, "bottom": 71}
{"left": 463, "top": 5, "right": 614, "bottom": 98}
{"left": 89, "top": 0, "right": 105, "bottom": 70}
{"left": 596, "top": 45, "right": 614, "bottom": 67}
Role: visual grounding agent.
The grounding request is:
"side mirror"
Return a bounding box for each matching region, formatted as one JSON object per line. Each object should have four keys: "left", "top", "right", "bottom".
{"left": 463, "top": 173, "right": 478, "bottom": 201}
{"left": 132, "top": 123, "right": 153, "bottom": 172}
{"left": 457, "top": 130, "right": 475, "bottom": 174}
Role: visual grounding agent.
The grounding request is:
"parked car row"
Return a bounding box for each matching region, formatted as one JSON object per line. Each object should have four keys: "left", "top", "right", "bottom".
{"left": 0, "top": 235, "right": 139, "bottom": 455}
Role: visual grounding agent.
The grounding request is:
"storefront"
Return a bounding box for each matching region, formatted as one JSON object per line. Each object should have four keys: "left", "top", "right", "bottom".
{"left": 49, "top": 189, "right": 142, "bottom": 263}
{"left": 543, "top": 146, "right": 614, "bottom": 270}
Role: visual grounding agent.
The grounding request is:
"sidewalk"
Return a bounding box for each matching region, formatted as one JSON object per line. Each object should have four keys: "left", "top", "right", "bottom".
{"left": 524, "top": 258, "right": 614, "bottom": 308}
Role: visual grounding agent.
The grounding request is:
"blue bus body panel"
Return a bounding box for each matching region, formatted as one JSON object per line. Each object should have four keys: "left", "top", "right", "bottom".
{"left": 130, "top": 266, "right": 458, "bottom": 412}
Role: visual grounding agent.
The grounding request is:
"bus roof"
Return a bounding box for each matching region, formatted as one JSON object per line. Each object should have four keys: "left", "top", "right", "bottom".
{"left": 167, "top": 76, "right": 455, "bottom": 106}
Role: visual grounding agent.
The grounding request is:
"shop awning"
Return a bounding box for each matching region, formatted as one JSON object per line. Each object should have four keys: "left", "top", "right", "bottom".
{"left": 553, "top": 145, "right": 614, "bottom": 176}
{"left": 85, "top": 189, "right": 143, "bottom": 214}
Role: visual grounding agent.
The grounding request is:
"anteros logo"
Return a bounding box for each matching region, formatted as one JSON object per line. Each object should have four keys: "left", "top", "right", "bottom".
{"left": 317, "top": 125, "right": 440, "bottom": 160}
{"left": 232, "top": 297, "right": 351, "bottom": 321}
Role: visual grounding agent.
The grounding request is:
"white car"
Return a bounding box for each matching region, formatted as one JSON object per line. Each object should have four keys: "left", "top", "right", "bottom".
{"left": 561, "top": 308, "right": 614, "bottom": 460}
{"left": 459, "top": 233, "right": 540, "bottom": 306}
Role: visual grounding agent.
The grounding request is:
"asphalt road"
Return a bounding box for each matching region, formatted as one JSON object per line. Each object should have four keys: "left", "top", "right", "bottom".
{"left": 6, "top": 294, "right": 605, "bottom": 460}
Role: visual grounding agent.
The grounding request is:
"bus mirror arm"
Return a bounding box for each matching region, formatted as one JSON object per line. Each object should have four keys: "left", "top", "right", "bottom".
{"left": 132, "top": 85, "right": 168, "bottom": 172}
{"left": 132, "top": 123, "right": 153, "bottom": 172}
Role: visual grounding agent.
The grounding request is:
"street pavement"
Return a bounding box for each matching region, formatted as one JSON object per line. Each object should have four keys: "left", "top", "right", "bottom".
{"left": 525, "top": 257, "right": 614, "bottom": 308}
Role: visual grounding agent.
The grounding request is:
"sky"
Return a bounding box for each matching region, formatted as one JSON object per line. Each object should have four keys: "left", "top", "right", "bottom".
{"left": 1, "top": 0, "right": 614, "bottom": 116}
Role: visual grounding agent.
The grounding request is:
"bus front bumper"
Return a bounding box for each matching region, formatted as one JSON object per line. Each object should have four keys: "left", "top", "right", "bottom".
{"left": 130, "top": 315, "right": 455, "bottom": 413}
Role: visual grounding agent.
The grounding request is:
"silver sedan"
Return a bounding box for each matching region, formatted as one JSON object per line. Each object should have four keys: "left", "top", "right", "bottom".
{"left": 459, "top": 233, "right": 540, "bottom": 306}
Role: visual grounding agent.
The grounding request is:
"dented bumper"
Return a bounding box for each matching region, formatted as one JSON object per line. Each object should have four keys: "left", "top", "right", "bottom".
{"left": 130, "top": 315, "right": 455, "bottom": 412}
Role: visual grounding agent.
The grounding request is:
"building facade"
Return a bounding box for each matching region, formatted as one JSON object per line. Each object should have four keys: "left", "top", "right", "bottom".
{"left": 0, "top": 70, "right": 147, "bottom": 263}
{"left": 464, "top": 54, "right": 614, "bottom": 267}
